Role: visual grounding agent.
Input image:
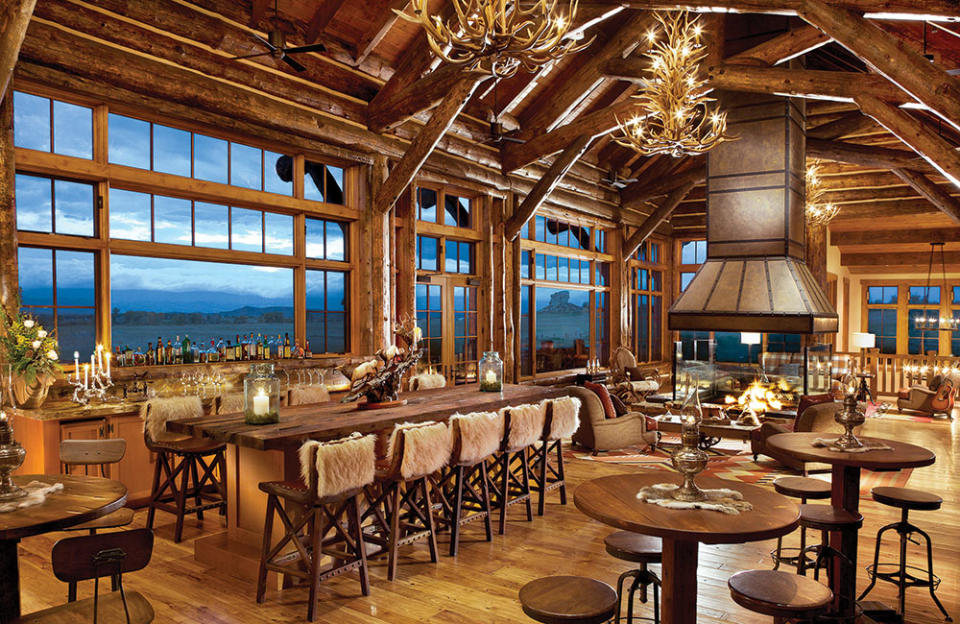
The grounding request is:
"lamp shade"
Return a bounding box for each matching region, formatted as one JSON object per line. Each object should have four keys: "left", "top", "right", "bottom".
{"left": 740, "top": 332, "right": 761, "bottom": 346}
{"left": 851, "top": 332, "right": 876, "bottom": 350}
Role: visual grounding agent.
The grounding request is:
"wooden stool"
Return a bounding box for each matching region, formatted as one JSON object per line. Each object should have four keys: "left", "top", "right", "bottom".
{"left": 858, "top": 487, "right": 952, "bottom": 622}
{"left": 519, "top": 576, "right": 618, "bottom": 624}
{"left": 362, "top": 422, "right": 450, "bottom": 581}
{"left": 605, "top": 531, "right": 661, "bottom": 624}
{"left": 795, "top": 504, "right": 862, "bottom": 618}
{"left": 257, "top": 434, "right": 375, "bottom": 622}
{"left": 529, "top": 397, "right": 579, "bottom": 516}
{"left": 728, "top": 569, "right": 833, "bottom": 623}
{"left": 489, "top": 404, "right": 545, "bottom": 535}
{"left": 14, "top": 529, "right": 155, "bottom": 623}
{"left": 60, "top": 439, "right": 136, "bottom": 534}
{"left": 433, "top": 412, "right": 501, "bottom": 556}
{"left": 771, "top": 476, "right": 831, "bottom": 571}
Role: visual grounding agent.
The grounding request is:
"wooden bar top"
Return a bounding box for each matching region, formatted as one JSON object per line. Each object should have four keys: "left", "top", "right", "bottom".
{"left": 166, "top": 384, "right": 569, "bottom": 451}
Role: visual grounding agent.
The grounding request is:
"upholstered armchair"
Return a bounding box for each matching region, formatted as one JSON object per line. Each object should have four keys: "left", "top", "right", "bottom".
{"left": 897, "top": 373, "right": 957, "bottom": 417}
{"left": 608, "top": 346, "right": 663, "bottom": 403}
{"left": 568, "top": 385, "right": 658, "bottom": 452}
{"left": 750, "top": 395, "right": 847, "bottom": 474}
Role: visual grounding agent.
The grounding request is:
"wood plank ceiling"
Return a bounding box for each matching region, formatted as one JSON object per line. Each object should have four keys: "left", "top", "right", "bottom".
{"left": 12, "top": 0, "right": 960, "bottom": 264}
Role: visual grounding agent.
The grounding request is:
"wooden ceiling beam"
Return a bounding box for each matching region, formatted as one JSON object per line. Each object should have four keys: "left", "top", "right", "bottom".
{"left": 249, "top": 0, "right": 270, "bottom": 27}
{"left": 832, "top": 228, "right": 960, "bottom": 246}
{"left": 623, "top": 180, "right": 698, "bottom": 258}
{"left": 501, "top": 98, "right": 637, "bottom": 173}
{"left": 799, "top": 0, "right": 960, "bottom": 127}
{"left": 515, "top": 11, "right": 653, "bottom": 141}
{"left": 823, "top": 185, "right": 931, "bottom": 204}
{"left": 807, "top": 112, "right": 878, "bottom": 140}
{"left": 353, "top": 0, "right": 409, "bottom": 66}
{"left": 725, "top": 24, "right": 830, "bottom": 65}
{"left": 304, "top": 0, "right": 348, "bottom": 44}
{"left": 831, "top": 198, "right": 940, "bottom": 220}
{"left": 842, "top": 251, "right": 960, "bottom": 266}
{"left": 891, "top": 168, "right": 960, "bottom": 223}
{"left": 806, "top": 138, "right": 926, "bottom": 169}
{"left": 705, "top": 64, "right": 900, "bottom": 103}
{"left": 621, "top": 162, "right": 706, "bottom": 210}
{"left": 505, "top": 135, "right": 595, "bottom": 240}
{"left": 376, "top": 78, "right": 486, "bottom": 213}
{"left": 856, "top": 95, "right": 960, "bottom": 188}
{"left": 0, "top": 0, "right": 37, "bottom": 104}
{"left": 368, "top": 64, "right": 487, "bottom": 133}
{"left": 577, "top": 0, "right": 960, "bottom": 20}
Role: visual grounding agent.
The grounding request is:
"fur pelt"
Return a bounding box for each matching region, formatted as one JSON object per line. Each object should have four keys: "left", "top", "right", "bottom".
{"left": 449, "top": 411, "right": 503, "bottom": 465}
{"left": 298, "top": 440, "right": 320, "bottom": 490}
{"left": 500, "top": 403, "right": 546, "bottom": 450}
{"left": 543, "top": 396, "right": 581, "bottom": 440}
{"left": 408, "top": 372, "right": 446, "bottom": 391}
{"left": 316, "top": 433, "right": 376, "bottom": 498}
{"left": 142, "top": 396, "right": 203, "bottom": 443}
{"left": 386, "top": 421, "right": 452, "bottom": 480}
{"left": 218, "top": 393, "right": 244, "bottom": 416}
{"left": 288, "top": 385, "right": 331, "bottom": 406}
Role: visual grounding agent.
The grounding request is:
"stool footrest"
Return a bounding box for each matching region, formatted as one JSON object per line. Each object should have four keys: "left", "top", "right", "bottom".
{"left": 865, "top": 563, "right": 942, "bottom": 591}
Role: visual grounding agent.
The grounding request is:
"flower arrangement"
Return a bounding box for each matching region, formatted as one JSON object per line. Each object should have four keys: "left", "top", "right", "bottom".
{"left": 0, "top": 304, "right": 62, "bottom": 387}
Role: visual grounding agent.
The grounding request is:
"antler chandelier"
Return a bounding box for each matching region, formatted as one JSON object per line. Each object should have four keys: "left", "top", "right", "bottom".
{"left": 395, "top": 0, "right": 591, "bottom": 79}
{"left": 615, "top": 12, "right": 733, "bottom": 158}
{"left": 805, "top": 161, "right": 840, "bottom": 226}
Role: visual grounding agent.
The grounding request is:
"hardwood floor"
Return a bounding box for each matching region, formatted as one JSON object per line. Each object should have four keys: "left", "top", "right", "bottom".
{"left": 16, "top": 416, "right": 959, "bottom": 623}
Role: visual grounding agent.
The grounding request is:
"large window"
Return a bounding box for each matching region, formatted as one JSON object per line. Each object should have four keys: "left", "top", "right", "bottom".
{"left": 417, "top": 186, "right": 472, "bottom": 228}
{"left": 632, "top": 239, "right": 665, "bottom": 363}
{"left": 13, "top": 89, "right": 354, "bottom": 360}
{"left": 535, "top": 287, "right": 590, "bottom": 372}
{"left": 416, "top": 283, "right": 443, "bottom": 368}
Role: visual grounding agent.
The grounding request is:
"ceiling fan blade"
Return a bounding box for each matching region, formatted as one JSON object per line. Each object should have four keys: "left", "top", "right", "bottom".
{"left": 502, "top": 137, "right": 525, "bottom": 144}
{"left": 284, "top": 43, "right": 327, "bottom": 54}
{"left": 282, "top": 54, "right": 307, "bottom": 72}
{"left": 252, "top": 33, "right": 278, "bottom": 51}
{"left": 231, "top": 51, "right": 273, "bottom": 60}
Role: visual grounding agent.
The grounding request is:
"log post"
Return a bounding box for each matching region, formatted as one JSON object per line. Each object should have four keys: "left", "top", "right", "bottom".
{"left": 0, "top": 0, "right": 37, "bottom": 104}
{"left": 0, "top": 92, "right": 17, "bottom": 317}
{"left": 360, "top": 154, "right": 392, "bottom": 354}
{"left": 805, "top": 221, "right": 828, "bottom": 291}
{"left": 612, "top": 225, "right": 631, "bottom": 360}
{"left": 394, "top": 184, "right": 417, "bottom": 328}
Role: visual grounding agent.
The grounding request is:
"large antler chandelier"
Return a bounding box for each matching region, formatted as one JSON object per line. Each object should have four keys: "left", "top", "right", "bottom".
{"left": 395, "top": 0, "right": 592, "bottom": 79}
{"left": 805, "top": 161, "right": 840, "bottom": 226}
{"left": 615, "top": 12, "right": 733, "bottom": 158}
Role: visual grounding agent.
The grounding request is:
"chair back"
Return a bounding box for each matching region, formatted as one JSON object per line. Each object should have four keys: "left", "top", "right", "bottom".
{"left": 499, "top": 403, "right": 546, "bottom": 452}
{"left": 216, "top": 393, "right": 244, "bottom": 416}
{"left": 385, "top": 421, "right": 452, "bottom": 480}
{"left": 610, "top": 347, "right": 637, "bottom": 383}
{"left": 141, "top": 396, "right": 203, "bottom": 449}
{"left": 60, "top": 439, "right": 127, "bottom": 477}
{"left": 299, "top": 433, "right": 376, "bottom": 500}
{"left": 52, "top": 529, "right": 154, "bottom": 584}
{"left": 541, "top": 396, "right": 581, "bottom": 441}
{"left": 288, "top": 385, "right": 331, "bottom": 406}
{"left": 449, "top": 411, "right": 503, "bottom": 465}
{"left": 408, "top": 372, "right": 447, "bottom": 391}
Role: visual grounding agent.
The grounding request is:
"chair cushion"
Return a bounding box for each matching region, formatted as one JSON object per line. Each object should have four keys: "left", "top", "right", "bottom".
{"left": 584, "top": 381, "right": 617, "bottom": 419}
{"left": 795, "top": 393, "right": 834, "bottom": 428}
{"left": 644, "top": 416, "right": 658, "bottom": 432}
{"left": 897, "top": 388, "right": 911, "bottom": 400}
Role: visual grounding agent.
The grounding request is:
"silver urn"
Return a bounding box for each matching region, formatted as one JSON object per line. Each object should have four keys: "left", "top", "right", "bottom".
{"left": 0, "top": 414, "right": 27, "bottom": 501}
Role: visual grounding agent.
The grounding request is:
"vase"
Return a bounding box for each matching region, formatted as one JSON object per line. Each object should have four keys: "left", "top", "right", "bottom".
{"left": 11, "top": 373, "right": 54, "bottom": 409}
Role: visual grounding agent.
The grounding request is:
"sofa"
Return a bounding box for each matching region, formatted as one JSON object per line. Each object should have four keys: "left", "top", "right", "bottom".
{"left": 568, "top": 385, "right": 659, "bottom": 452}
{"left": 897, "top": 373, "right": 957, "bottom": 417}
{"left": 750, "top": 394, "right": 849, "bottom": 474}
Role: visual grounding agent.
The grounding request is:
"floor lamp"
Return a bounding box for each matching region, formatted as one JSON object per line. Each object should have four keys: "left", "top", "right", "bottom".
{"left": 851, "top": 331, "right": 876, "bottom": 402}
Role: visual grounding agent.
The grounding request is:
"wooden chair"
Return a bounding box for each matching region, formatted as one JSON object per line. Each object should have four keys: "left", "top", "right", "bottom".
{"left": 489, "top": 404, "right": 545, "bottom": 535}
{"left": 361, "top": 421, "right": 451, "bottom": 581}
{"left": 256, "top": 433, "right": 375, "bottom": 622}
{"left": 432, "top": 411, "right": 501, "bottom": 556}
{"left": 519, "top": 576, "right": 618, "bottom": 624}
{"left": 728, "top": 569, "right": 832, "bottom": 624}
{"left": 528, "top": 396, "right": 580, "bottom": 516}
{"left": 142, "top": 397, "right": 227, "bottom": 543}
{"left": 13, "top": 529, "right": 155, "bottom": 623}
{"left": 60, "top": 439, "right": 135, "bottom": 533}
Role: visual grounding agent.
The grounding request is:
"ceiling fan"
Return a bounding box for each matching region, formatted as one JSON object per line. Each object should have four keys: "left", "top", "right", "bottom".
{"left": 231, "top": 0, "right": 326, "bottom": 72}
{"left": 601, "top": 168, "right": 639, "bottom": 189}
{"left": 480, "top": 79, "right": 525, "bottom": 146}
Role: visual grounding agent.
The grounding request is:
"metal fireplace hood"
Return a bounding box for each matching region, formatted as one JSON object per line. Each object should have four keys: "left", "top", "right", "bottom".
{"left": 668, "top": 93, "right": 838, "bottom": 335}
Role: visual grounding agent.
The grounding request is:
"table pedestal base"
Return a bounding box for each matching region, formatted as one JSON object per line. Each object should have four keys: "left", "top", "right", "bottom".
{"left": 0, "top": 539, "right": 20, "bottom": 623}
{"left": 661, "top": 539, "right": 699, "bottom": 624}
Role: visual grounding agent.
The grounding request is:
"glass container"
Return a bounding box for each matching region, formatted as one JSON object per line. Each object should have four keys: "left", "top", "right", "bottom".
{"left": 671, "top": 381, "right": 709, "bottom": 501}
{"left": 479, "top": 351, "right": 503, "bottom": 393}
{"left": 243, "top": 363, "right": 280, "bottom": 425}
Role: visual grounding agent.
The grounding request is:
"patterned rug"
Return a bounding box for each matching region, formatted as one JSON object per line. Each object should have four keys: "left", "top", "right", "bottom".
{"left": 567, "top": 443, "right": 913, "bottom": 499}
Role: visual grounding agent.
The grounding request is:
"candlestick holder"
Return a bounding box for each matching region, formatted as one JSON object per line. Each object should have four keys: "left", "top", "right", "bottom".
{"left": 69, "top": 350, "right": 113, "bottom": 406}
{"left": 0, "top": 413, "right": 26, "bottom": 501}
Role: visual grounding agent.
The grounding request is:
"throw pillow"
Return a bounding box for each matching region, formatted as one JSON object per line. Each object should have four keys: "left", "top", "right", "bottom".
{"left": 795, "top": 393, "right": 834, "bottom": 429}
{"left": 584, "top": 381, "right": 617, "bottom": 419}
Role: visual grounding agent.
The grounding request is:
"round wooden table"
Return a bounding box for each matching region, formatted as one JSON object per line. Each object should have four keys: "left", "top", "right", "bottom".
{"left": 766, "top": 433, "right": 935, "bottom": 619}
{"left": 575, "top": 473, "right": 799, "bottom": 624}
{"left": 0, "top": 474, "right": 127, "bottom": 623}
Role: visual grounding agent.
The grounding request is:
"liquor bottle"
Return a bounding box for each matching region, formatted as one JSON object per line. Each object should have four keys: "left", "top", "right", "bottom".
{"left": 304, "top": 339, "right": 312, "bottom": 358}
{"left": 182, "top": 335, "right": 192, "bottom": 365}
{"left": 283, "top": 333, "right": 291, "bottom": 359}
{"left": 155, "top": 337, "right": 164, "bottom": 365}
{"left": 172, "top": 336, "right": 181, "bottom": 364}
{"left": 208, "top": 340, "right": 218, "bottom": 363}
{"left": 225, "top": 340, "right": 234, "bottom": 361}
{"left": 262, "top": 334, "right": 270, "bottom": 360}
{"left": 124, "top": 344, "right": 134, "bottom": 367}
{"left": 217, "top": 338, "right": 226, "bottom": 362}
{"left": 242, "top": 334, "right": 250, "bottom": 361}
{"left": 254, "top": 334, "right": 261, "bottom": 360}
{"left": 235, "top": 335, "right": 242, "bottom": 361}
{"left": 147, "top": 343, "right": 155, "bottom": 366}
{"left": 293, "top": 339, "right": 302, "bottom": 359}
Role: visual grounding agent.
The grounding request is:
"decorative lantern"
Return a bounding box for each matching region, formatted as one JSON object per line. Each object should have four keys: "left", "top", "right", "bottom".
{"left": 0, "top": 411, "right": 27, "bottom": 501}
{"left": 479, "top": 351, "right": 503, "bottom": 393}
{"left": 670, "top": 380, "right": 709, "bottom": 501}
{"left": 243, "top": 363, "right": 280, "bottom": 425}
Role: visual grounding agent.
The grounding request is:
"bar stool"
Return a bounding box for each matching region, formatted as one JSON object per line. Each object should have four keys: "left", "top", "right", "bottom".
{"left": 605, "top": 531, "right": 661, "bottom": 624}
{"left": 519, "top": 576, "right": 618, "bottom": 624}
{"left": 858, "top": 486, "right": 952, "bottom": 622}
{"left": 795, "top": 504, "right": 862, "bottom": 620}
{"left": 362, "top": 421, "right": 451, "bottom": 581}
{"left": 256, "top": 433, "right": 375, "bottom": 622}
{"left": 433, "top": 411, "right": 502, "bottom": 556}
{"left": 728, "top": 569, "right": 833, "bottom": 623}
{"left": 142, "top": 396, "right": 228, "bottom": 543}
{"left": 770, "top": 476, "right": 831, "bottom": 571}
{"left": 529, "top": 396, "right": 581, "bottom": 516}
{"left": 489, "top": 403, "right": 545, "bottom": 535}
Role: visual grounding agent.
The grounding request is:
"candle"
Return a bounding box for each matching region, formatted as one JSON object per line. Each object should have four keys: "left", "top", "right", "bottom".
{"left": 105, "top": 352, "right": 111, "bottom": 378}
{"left": 0, "top": 411, "right": 7, "bottom": 424}
{"left": 74, "top": 351, "right": 80, "bottom": 381}
{"left": 96, "top": 344, "right": 103, "bottom": 372}
{"left": 484, "top": 369, "right": 497, "bottom": 384}
{"left": 83, "top": 363, "right": 89, "bottom": 389}
{"left": 252, "top": 389, "right": 269, "bottom": 416}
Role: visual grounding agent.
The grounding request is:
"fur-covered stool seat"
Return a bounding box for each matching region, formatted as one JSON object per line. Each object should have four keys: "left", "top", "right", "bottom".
{"left": 529, "top": 395, "right": 581, "bottom": 516}
{"left": 287, "top": 384, "right": 331, "bottom": 406}
{"left": 489, "top": 403, "right": 546, "bottom": 535}
{"left": 432, "top": 411, "right": 503, "bottom": 556}
{"left": 361, "top": 421, "right": 452, "bottom": 581}
{"left": 142, "top": 396, "right": 227, "bottom": 543}
{"left": 256, "top": 433, "right": 376, "bottom": 622}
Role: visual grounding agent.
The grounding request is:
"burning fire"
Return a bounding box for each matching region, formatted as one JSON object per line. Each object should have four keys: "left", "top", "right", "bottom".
{"left": 724, "top": 379, "right": 794, "bottom": 415}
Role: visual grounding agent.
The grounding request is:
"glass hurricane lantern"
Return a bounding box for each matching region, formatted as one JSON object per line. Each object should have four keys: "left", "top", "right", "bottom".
{"left": 479, "top": 351, "right": 503, "bottom": 393}
{"left": 243, "top": 363, "right": 280, "bottom": 425}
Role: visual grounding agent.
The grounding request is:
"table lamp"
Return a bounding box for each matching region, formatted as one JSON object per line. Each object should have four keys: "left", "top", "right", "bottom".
{"left": 740, "top": 332, "right": 761, "bottom": 366}
{"left": 851, "top": 332, "right": 875, "bottom": 368}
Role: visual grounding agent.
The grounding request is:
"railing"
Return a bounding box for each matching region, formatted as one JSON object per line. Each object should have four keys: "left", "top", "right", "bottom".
{"left": 841, "top": 351, "right": 960, "bottom": 397}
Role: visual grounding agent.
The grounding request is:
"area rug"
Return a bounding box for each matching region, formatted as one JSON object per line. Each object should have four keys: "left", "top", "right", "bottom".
{"left": 568, "top": 444, "right": 912, "bottom": 499}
